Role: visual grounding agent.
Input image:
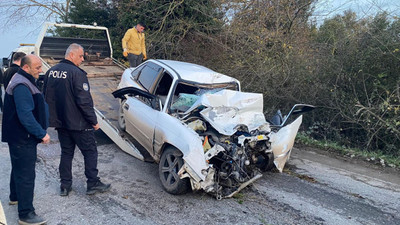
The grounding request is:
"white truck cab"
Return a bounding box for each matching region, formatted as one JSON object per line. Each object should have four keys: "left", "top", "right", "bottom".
{"left": 1, "top": 44, "right": 35, "bottom": 73}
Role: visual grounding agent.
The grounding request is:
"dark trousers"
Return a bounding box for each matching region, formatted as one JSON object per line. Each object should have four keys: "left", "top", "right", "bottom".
{"left": 9, "top": 140, "right": 38, "bottom": 217}
{"left": 0, "top": 84, "right": 3, "bottom": 112}
{"left": 57, "top": 128, "right": 99, "bottom": 188}
{"left": 128, "top": 53, "right": 143, "bottom": 67}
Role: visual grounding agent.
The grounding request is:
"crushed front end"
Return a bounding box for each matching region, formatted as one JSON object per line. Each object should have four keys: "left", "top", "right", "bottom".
{"left": 173, "top": 90, "right": 313, "bottom": 199}
{"left": 175, "top": 90, "right": 276, "bottom": 199}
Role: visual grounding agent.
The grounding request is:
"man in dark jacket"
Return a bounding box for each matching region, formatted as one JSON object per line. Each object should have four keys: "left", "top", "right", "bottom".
{"left": 2, "top": 52, "right": 26, "bottom": 112}
{"left": 2, "top": 54, "right": 50, "bottom": 225}
{"left": 3, "top": 52, "right": 26, "bottom": 90}
{"left": 43, "top": 43, "right": 110, "bottom": 196}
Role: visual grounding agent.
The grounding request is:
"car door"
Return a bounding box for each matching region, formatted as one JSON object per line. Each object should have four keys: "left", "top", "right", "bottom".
{"left": 124, "top": 96, "right": 160, "bottom": 154}
{"left": 124, "top": 62, "right": 163, "bottom": 154}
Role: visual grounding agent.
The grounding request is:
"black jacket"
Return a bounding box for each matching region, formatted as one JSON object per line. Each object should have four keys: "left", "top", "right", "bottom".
{"left": 43, "top": 59, "right": 97, "bottom": 130}
{"left": 2, "top": 69, "right": 49, "bottom": 144}
{"left": 3, "top": 64, "right": 20, "bottom": 90}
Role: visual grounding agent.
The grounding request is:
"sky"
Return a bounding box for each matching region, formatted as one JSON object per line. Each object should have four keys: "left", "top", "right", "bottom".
{"left": 0, "top": 22, "right": 44, "bottom": 60}
{"left": 1, "top": 0, "right": 399, "bottom": 59}
{"left": 312, "top": 0, "right": 399, "bottom": 23}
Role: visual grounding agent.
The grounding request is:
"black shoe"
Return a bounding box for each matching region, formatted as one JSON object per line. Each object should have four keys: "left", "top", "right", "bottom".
{"left": 59, "top": 186, "right": 72, "bottom": 196}
{"left": 86, "top": 181, "right": 111, "bottom": 195}
{"left": 18, "top": 211, "right": 46, "bottom": 225}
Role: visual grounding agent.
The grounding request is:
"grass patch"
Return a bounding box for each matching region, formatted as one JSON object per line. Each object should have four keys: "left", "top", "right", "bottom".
{"left": 259, "top": 217, "right": 270, "bottom": 225}
{"left": 232, "top": 192, "right": 244, "bottom": 204}
{"left": 296, "top": 132, "right": 400, "bottom": 168}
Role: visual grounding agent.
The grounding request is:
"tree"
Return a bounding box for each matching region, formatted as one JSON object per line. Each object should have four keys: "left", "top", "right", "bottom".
{"left": 0, "top": 0, "right": 71, "bottom": 28}
{"left": 209, "top": 0, "right": 318, "bottom": 114}
{"left": 112, "top": 0, "right": 225, "bottom": 60}
{"left": 312, "top": 12, "right": 400, "bottom": 155}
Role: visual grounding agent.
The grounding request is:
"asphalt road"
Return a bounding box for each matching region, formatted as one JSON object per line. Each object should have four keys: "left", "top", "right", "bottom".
{"left": 1, "top": 127, "right": 399, "bottom": 225}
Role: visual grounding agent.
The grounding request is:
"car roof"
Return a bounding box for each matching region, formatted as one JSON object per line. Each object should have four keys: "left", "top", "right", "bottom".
{"left": 155, "top": 59, "right": 239, "bottom": 85}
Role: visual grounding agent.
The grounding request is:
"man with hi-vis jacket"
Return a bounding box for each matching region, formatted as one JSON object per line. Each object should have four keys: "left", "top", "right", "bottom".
{"left": 43, "top": 43, "right": 111, "bottom": 197}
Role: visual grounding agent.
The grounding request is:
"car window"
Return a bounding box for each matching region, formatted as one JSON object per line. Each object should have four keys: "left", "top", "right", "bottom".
{"left": 137, "top": 62, "right": 162, "bottom": 91}
{"left": 130, "top": 64, "right": 145, "bottom": 79}
{"left": 154, "top": 72, "right": 173, "bottom": 96}
{"left": 154, "top": 72, "right": 173, "bottom": 110}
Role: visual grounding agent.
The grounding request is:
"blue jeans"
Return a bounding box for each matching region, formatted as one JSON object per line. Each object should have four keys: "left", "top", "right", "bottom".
{"left": 9, "top": 140, "right": 38, "bottom": 217}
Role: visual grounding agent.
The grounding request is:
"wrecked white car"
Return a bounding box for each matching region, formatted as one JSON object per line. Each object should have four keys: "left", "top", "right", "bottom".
{"left": 113, "top": 59, "right": 314, "bottom": 199}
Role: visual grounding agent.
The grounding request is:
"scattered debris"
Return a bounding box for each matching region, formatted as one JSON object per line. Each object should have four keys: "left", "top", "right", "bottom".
{"left": 350, "top": 193, "right": 365, "bottom": 199}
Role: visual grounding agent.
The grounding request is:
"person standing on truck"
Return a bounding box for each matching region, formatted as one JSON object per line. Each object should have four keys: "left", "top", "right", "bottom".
{"left": 43, "top": 43, "right": 111, "bottom": 196}
{"left": 122, "top": 22, "right": 147, "bottom": 67}
{"left": 3, "top": 52, "right": 26, "bottom": 90}
{"left": 2, "top": 54, "right": 50, "bottom": 225}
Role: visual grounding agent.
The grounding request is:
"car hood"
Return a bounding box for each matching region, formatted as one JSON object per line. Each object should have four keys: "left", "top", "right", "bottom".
{"left": 184, "top": 89, "right": 268, "bottom": 135}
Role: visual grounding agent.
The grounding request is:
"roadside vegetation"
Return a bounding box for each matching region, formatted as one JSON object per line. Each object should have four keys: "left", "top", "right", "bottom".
{"left": 297, "top": 133, "right": 400, "bottom": 168}
{"left": 1, "top": 0, "right": 399, "bottom": 164}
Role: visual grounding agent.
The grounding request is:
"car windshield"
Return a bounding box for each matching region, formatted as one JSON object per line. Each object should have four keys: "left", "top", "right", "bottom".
{"left": 170, "top": 81, "right": 238, "bottom": 112}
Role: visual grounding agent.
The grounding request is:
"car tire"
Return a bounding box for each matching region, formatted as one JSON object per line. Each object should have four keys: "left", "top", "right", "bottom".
{"left": 260, "top": 153, "right": 275, "bottom": 171}
{"left": 255, "top": 152, "right": 275, "bottom": 172}
{"left": 159, "top": 147, "right": 190, "bottom": 195}
{"left": 118, "top": 100, "right": 126, "bottom": 131}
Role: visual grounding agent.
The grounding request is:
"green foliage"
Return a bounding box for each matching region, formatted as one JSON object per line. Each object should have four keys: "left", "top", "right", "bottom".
{"left": 297, "top": 133, "right": 400, "bottom": 168}
{"left": 112, "top": 0, "right": 224, "bottom": 61}
{"left": 310, "top": 12, "right": 400, "bottom": 156}
{"left": 54, "top": 0, "right": 119, "bottom": 55}
{"left": 204, "top": 0, "right": 318, "bottom": 115}
{"left": 232, "top": 192, "right": 245, "bottom": 204}
{"left": 67, "top": 0, "right": 117, "bottom": 27}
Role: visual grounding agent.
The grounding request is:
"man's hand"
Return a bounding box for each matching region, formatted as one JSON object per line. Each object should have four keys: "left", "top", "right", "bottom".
{"left": 41, "top": 133, "right": 50, "bottom": 144}
{"left": 93, "top": 123, "right": 100, "bottom": 130}
{"left": 143, "top": 55, "right": 147, "bottom": 60}
{"left": 123, "top": 51, "right": 128, "bottom": 57}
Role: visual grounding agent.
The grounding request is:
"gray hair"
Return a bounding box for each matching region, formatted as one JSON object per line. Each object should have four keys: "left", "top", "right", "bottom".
{"left": 65, "top": 43, "right": 83, "bottom": 58}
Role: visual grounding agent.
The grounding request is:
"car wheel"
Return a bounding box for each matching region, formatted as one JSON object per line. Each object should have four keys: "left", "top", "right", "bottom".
{"left": 262, "top": 153, "right": 275, "bottom": 171}
{"left": 159, "top": 147, "right": 190, "bottom": 195}
{"left": 118, "top": 100, "right": 126, "bottom": 131}
{"left": 257, "top": 153, "right": 275, "bottom": 172}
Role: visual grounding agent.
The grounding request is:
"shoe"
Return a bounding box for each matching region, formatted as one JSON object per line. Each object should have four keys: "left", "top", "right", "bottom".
{"left": 9, "top": 200, "right": 18, "bottom": 205}
{"left": 18, "top": 211, "right": 46, "bottom": 225}
{"left": 59, "top": 186, "right": 72, "bottom": 196}
{"left": 86, "top": 181, "right": 111, "bottom": 195}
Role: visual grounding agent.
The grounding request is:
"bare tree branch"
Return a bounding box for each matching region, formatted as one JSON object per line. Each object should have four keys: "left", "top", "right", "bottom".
{"left": 0, "top": 0, "right": 70, "bottom": 30}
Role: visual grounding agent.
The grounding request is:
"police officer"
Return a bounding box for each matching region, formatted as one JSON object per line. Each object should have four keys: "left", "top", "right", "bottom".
{"left": 43, "top": 43, "right": 110, "bottom": 196}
